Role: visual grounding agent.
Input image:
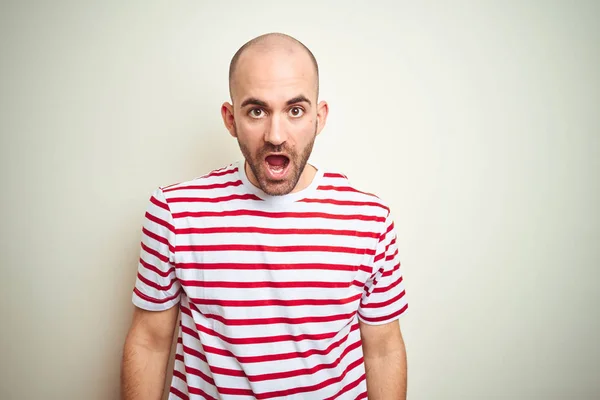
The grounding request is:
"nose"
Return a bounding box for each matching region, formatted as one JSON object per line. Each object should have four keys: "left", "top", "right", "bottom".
{"left": 264, "top": 113, "right": 288, "bottom": 146}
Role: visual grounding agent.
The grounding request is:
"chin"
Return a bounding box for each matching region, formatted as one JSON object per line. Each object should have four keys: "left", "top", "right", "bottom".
{"left": 259, "top": 179, "right": 296, "bottom": 196}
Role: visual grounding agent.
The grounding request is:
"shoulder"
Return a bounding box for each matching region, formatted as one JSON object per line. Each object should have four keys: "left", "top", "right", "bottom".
{"left": 316, "top": 168, "right": 391, "bottom": 218}
{"left": 156, "top": 163, "right": 241, "bottom": 201}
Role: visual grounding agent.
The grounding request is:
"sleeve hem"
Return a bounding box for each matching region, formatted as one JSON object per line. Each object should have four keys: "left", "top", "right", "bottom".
{"left": 358, "top": 303, "right": 408, "bottom": 325}
{"left": 132, "top": 292, "right": 180, "bottom": 312}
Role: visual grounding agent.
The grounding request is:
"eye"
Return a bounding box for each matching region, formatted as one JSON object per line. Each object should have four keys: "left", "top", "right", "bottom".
{"left": 289, "top": 106, "right": 305, "bottom": 118}
{"left": 248, "top": 108, "right": 266, "bottom": 118}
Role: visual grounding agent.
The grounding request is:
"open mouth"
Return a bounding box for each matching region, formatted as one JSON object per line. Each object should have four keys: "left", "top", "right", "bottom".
{"left": 264, "top": 154, "right": 290, "bottom": 179}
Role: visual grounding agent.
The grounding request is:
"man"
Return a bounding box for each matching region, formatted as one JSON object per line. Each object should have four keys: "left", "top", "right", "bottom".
{"left": 121, "top": 33, "right": 408, "bottom": 400}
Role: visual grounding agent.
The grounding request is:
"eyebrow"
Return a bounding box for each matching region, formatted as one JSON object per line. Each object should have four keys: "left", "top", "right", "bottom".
{"left": 240, "top": 95, "right": 312, "bottom": 109}
{"left": 240, "top": 97, "right": 268, "bottom": 108}
{"left": 286, "top": 95, "right": 311, "bottom": 106}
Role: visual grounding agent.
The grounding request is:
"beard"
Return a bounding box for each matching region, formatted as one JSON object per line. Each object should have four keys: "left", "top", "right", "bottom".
{"left": 236, "top": 125, "right": 317, "bottom": 196}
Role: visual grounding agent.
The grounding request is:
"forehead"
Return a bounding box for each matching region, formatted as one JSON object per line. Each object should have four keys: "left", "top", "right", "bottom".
{"left": 232, "top": 49, "right": 317, "bottom": 104}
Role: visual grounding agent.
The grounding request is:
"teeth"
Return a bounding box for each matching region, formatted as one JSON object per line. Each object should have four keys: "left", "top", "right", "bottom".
{"left": 268, "top": 164, "right": 284, "bottom": 173}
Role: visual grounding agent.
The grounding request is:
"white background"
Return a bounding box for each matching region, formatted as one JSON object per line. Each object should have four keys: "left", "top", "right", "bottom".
{"left": 0, "top": 1, "right": 598, "bottom": 399}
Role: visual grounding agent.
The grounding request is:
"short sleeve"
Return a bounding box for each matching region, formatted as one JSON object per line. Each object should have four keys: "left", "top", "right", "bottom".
{"left": 131, "top": 187, "right": 181, "bottom": 311}
{"left": 358, "top": 211, "right": 408, "bottom": 325}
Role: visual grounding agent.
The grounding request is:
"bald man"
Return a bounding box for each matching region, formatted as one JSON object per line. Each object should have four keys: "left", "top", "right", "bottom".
{"left": 121, "top": 33, "right": 408, "bottom": 400}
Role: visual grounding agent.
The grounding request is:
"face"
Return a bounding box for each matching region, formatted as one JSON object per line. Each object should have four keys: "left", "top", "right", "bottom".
{"left": 222, "top": 47, "right": 328, "bottom": 196}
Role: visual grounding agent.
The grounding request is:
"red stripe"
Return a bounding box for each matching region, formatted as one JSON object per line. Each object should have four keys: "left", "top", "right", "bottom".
{"left": 142, "top": 227, "right": 168, "bottom": 246}
{"left": 317, "top": 185, "right": 377, "bottom": 197}
{"left": 255, "top": 356, "right": 365, "bottom": 399}
{"left": 358, "top": 303, "right": 408, "bottom": 323}
{"left": 186, "top": 386, "right": 221, "bottom": 399}
{"left": 373, "top": 275, "right": 403, "bottom": 294}
{"left": 138, "top": 257, "right": 174, "bottom": 278}
{"left": 133, "top": 287, "right": 181, "bottom": 304}
{"left": 358, "top": 264, "right": 374, "bottom": 273}
{"left": 181, "top": 345, "right": 207, "bottom": 364}
{"left": 204, "top": 364, "right": 246, "bottom": 379}
{"left": 373, "top": 246, "right": 397, "bottom": 266}
{"left": 180, "top": 279, "right": 354, "bottom": 289}
{"left": 176, "top": 226, "right": 380, "bottom": 239}
{"left": 172, "top": 209, "right": 385, "bottom": 222}
{"left": 323, "top": 172, "right": 347, "bottom": 179}
{"left": 351, "top": 279, "right": 365, "bottom": 288}
{"left": 189, "top": 293, "right": 362, "bottom": 308}
{"left": 360, "top": 290, "right": 406, "bottom": 309}
{"left": 385, "top": 248, "right": 399, "bottom": 262}
{"left": 176, "top": 354, "right": 215, "bottom": 385}
{"left": 183, "top": 323, "right": 360, "bottom": 363}
{"left": 163, "top": 179, "right": 243, "bottom": 193}
{"left": 144, "top": 211, "right": 175, "bottom": 233}
{"left": 356, "top": 391, "right": 369, "bottom": 399}
{"left": 136, "top": 271, "right": 177, "bottom": 292}
{"left": 150, "top": 195, "right": 169, "bottom": 211}
{"left": 299, "top": 197, "right": 389, "bottom": 212}
{"left": 382, "top": 262, "right": 401, "bottom": 278}
{"left": 188, "top": 340, "right": 361, "bottom": 383}
{"left": 363, "top": 270, "right": 402, "bottom": 300}
{"left": 374, "top": 234, "right": 397, "bottom": 264}
{"left": 204, "top": 167, "right": 238, "bottom": 178}
{"left": 170, "top": 365, "right": 192, "bottom": 400}
{"left": 381, "top": 220, "right": 394, "bottom": 240}
{"left": 323, "top": 373, "right": 366, "bottom": 400}
{"left": 178, "top": 337, "right": 208, "bottom": 364}
{"left": 174, "top": 359, "right": 219, "bottom": 399}
{"left": 179, "top": 262, "right": 369, "bottom": 272}
{"left": 140, "top": 242, "right": 169, "bottom": 263}
{"left": 176, "top": 244, "right": 375, "bottom": 256}
{"left": 169, "top": 193, "right": 261, "bottom": 203}
{"left": 317, "top": 185, "right": 360, "bottom": 192}
{"left": 248, "top": 340, "right": 362, "bottom": 382}
{"left": 181, "top": 305, "right": 356, "bottom": 344}
{"left": 142, "top": 227, "right": 175, "bottom": 253}
{"left": 384, "top": 236, "right": 397, "bottom": 252}
{"left": 169, "top": 385, "right": 189, "bottom": 400}
{"left": 201, "top": 310, "right": 357, "bottom": 326}
{"left": 178, "top": 353, "right": 257, "bottom": 397}
{"left": 207, "top": 386, "right": 255, "bottom": 397}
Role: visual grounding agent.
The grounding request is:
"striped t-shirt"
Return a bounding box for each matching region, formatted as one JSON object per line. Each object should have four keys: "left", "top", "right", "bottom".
{"left": 132, "top": 161, "right": 408, "bottom": 399}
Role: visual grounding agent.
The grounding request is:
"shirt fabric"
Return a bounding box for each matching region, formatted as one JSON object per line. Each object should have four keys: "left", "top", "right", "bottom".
{"left": 132, "top": 161, "right": 408, "bottom": 400}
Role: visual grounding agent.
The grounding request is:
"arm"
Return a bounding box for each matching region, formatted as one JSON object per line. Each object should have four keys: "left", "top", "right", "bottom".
{"left": 121, "top": 305, "right": 179, "bottom": 400}
{"left": 360, "top": 320, "right": 407, "bottom": 400}
{"left": 123, "top": 187, "right": 181, "bottom": 399}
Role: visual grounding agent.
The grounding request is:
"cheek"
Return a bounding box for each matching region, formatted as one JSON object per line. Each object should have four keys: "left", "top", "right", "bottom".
{"left": 290, "top": 119, "right": 316, "bottom": 142}
{"left": 237, "top": 120, "right": 264, "bottom": 140}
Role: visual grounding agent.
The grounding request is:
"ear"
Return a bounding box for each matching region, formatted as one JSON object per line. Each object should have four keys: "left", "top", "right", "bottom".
{"left": 221, "top": 102, "right": 237, "bottom": 137}
{"left": 315, "top": 100, "right": 329, "bottom": 136}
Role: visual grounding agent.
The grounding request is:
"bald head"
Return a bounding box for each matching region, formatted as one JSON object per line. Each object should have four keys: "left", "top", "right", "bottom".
{"left": 228, "top": 33, "right": 319, "bottom": 101}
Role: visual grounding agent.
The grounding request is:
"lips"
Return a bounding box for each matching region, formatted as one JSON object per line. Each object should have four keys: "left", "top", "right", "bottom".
{"left": 264, "top": 154, "right": 290, "bottom": 180}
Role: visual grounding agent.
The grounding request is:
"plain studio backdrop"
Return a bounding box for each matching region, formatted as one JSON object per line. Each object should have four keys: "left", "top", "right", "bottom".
{"left": 0, "top": 1, "right": 598, "bottom": 399}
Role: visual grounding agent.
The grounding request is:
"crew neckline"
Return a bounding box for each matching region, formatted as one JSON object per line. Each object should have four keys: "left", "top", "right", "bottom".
{"left": 237, "top": 159, "right": 323, "bottom": 205}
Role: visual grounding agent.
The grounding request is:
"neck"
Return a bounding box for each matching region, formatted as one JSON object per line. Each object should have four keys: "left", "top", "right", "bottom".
{"left": 294, "top": 164, "right": 317, "bottom": 193}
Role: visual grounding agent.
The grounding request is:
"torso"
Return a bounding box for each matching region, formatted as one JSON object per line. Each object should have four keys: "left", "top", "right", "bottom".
{"left": 162, "top": 161, "right": 390, "bottom": 399}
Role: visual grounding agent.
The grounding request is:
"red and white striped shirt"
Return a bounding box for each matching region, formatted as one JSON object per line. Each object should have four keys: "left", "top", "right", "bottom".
{"left": 132, "top": 161, "right": 408, "bottom": 399}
